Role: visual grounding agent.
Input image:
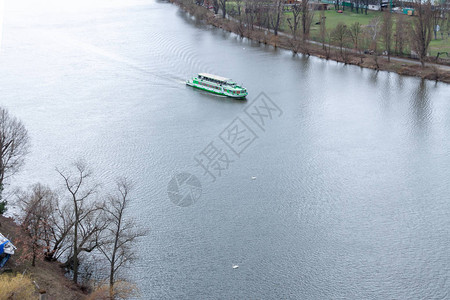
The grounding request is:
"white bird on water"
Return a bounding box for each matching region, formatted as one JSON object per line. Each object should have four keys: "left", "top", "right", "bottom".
{"left": 251, "top": 176, "right": 256, "bottom": 180}
{"left": 232, "top": 264, "right": 239, "bottom": 269}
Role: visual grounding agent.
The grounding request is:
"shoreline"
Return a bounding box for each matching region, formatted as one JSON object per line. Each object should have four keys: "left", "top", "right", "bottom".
{"left": 170, "top": 0, "right": 450, "bottom": 84}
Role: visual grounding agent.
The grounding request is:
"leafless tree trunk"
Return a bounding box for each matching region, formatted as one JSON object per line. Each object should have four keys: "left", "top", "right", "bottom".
{"left": 411, "top": 0, "right": 433, "bottom": 66}
{"left": 0, "top": 106, "right": 30, "bottom": 213}
{"left": 244, "top": 0, "right": 256, "bottom": 31}
{"left": 324, "top": 33, "right": 332, "bottom": 59}
{"left": 287, "top": 3, "right": 301, "bottom": 39}
{"left": 381, "top": 11, "right": 393, "bottom": 61}
{"left": 212, "top": 0, "right": 219, "bottom": 14}
{"left": 97, "top": 178, "right": 147, "bottom": 299}
{"left": 219, "top": 0, "right": 227, "bottom": 18}
{"left": 320, "top": 10, "right": 327, "bottom": 50}
{"left": 270, "top": 0, "right": 283, "bottom": 36}
{"left": 260, "top": 0, "right": 272, "bottom": 31}
{"left": 301, "top": 0, "right": 314, "bottom": 40}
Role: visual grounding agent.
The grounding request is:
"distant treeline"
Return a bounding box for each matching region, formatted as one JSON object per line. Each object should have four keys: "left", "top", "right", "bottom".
{"left": 177, "top": 0, "right": 449, "bottom": 66}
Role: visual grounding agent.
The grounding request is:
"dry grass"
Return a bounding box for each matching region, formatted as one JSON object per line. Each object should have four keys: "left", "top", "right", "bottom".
{"left": 0, "top": 273, "right": 36, "bottom": 300}
{"left": 85, "top": 281, "right": 139, "bottom": 300}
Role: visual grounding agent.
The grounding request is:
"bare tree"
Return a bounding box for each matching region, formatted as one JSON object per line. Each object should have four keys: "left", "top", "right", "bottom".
{"left": 301, "top": 0, "right": 314, "bottom": 40}
{"left": 381, "top": 11, "right": 393, "bottom": 61}
{"left": 42, "top": 195, "right": 75, "bottom": 262}
{"left": 366, "top": 16, "right": 382, "bottom": 52}
{"left": 259, "top": 0, "right": 273, "bottom": 31}
{"left": 97, "top": 178, "right": 147, "bottom": 299}
{"left": 324, "top": 33, "right": 332, "bottom": 59}
{"left": 365, "top": 17, "right": 382, "bottom": 69}
{"left": 349, "top": 22, "right": 362, "bottom": 52}
{"left": 431, "top": 3, "right": 444, "bottom": 40}
{"left": 270, "top": 0, "right": 284, "bottom": 36}
{"left": 233, "top": 16, "right": 246, "bottom": 37}
{"left": 319, "top": 10, "right": 327, "bottom": 49}
{"left": 244, "top": 0, "right": 257, "bottom": 31}
{"left": 395, "top": 14, "right": 408, "bottom": 56}
{"left": 331, "top": 22, "right": 350, "bottom": 56}
{"left": 0, "top": 106, "right": 30, "bottom": 213}
{"left": 287, "top": 4, "right": 303, "bottom": 54}
{"left": 411, "top": 0, "right": 433, "bottom": 66}
{"left": 17, "top": 183, "right": 56, "bottom": 266}
{"left": 56, "top": 160, "right": 104, "bottom": 284}
{"left": 287, "top": 3, "right": 301, "bottom": 38}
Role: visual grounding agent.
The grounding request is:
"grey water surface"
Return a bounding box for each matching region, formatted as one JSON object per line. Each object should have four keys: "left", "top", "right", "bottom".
{"left": 1, "top": 0, "right": 450, "bottom": 298}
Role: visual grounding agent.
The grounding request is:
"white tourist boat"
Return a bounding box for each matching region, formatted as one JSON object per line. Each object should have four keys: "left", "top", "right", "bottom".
{"left": 186, "top": 73, "right": 248, "bottom": 99}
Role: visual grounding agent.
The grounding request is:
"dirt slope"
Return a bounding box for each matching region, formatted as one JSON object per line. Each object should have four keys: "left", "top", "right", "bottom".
{"left": 0, "top": 215, "right": 87, "bottom": 300}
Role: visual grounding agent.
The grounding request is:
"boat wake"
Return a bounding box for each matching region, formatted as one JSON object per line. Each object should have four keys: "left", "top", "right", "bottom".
{"left": 42, "top": 30, "right": 187, "bottom": 89}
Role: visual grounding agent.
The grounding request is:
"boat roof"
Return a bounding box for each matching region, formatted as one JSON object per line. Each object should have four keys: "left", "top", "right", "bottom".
{"left": 198, "top": 73, "right": 230, "bottom": 82}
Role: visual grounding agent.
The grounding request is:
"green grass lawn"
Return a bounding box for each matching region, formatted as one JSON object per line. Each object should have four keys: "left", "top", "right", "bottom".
{"left": 281, "top": 8, "right": 381, "bottom": 46}
{"left": 284, "top": 8, "right": 382, "bottom": 35}
{"left": 429, "top": 38, "right": 450, "bottom": 57}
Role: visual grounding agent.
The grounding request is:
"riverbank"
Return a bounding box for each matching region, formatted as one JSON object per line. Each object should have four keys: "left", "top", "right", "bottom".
{"left": 171, "top": 0, "right": 450, "bottom": 84}
{"left": 0, "top": 215, "right": 87, "bottom": 300}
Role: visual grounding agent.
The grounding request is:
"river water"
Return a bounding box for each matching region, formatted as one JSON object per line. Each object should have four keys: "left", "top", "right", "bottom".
{"left": 1, "top": 0, "right": 450, "bottom": 298}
